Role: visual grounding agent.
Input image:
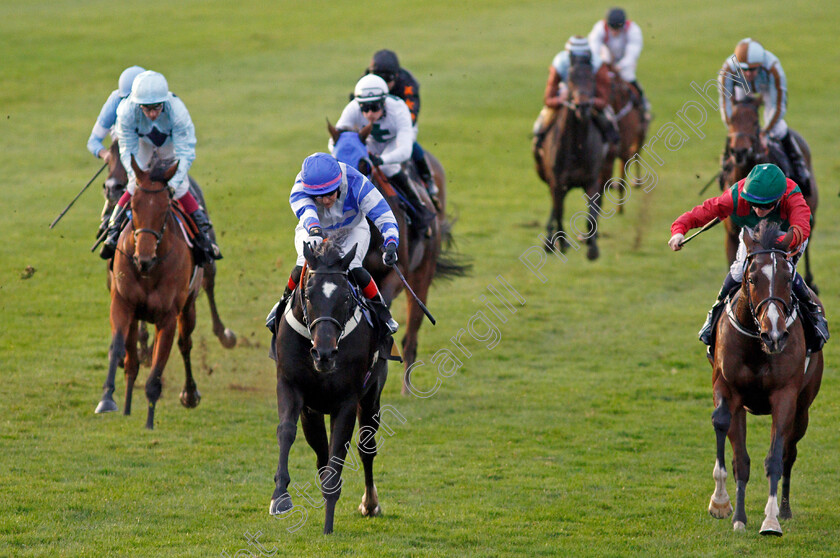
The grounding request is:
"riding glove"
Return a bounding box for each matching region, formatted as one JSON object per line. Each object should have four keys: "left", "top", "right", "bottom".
{"left": 382, "top": 242, "right": 398, "bottom": 266}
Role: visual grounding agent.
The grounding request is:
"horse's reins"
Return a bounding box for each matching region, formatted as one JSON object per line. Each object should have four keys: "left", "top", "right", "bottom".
{"left": 728, "top": 248, "right": 797, "bottom": 337}
{"left": 118, "top": 184, "right": 174, "bottom": 267}
{"left": 298, "top": 268, "right": 354, "bottom": 340}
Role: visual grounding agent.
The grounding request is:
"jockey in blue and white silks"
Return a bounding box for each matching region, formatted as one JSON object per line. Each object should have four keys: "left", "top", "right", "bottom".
{"left": 87, "top": 65, "right": 145, "bottom": 159}
{"left": 100, "top": 71, "right": 220, "bottom": 263}
{"left": 283, "top": 152, "right": 400, "bottom": 333}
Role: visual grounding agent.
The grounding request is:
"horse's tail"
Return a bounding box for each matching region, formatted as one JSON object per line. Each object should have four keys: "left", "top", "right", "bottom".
{"left": 435, "top": 217, "right": 472, "bottom": 280}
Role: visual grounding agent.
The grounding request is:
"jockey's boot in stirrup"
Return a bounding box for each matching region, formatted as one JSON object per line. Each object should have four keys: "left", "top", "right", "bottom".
{"left": 370, "top": 293, "right": 399, "bottom": 334}
{"left": 699, "top": 273, "right": 740, "bottom": 346}
{"left": 413, "top": 153, "right": 440, "bottom": 211}
{"left": 99, "top": 206, "right": 128, "bottom": 260}
{"left": 389, "top": 171, "right": 435, "bottom": 231}
{"left": 594, "top": 111, "right": 620, "bottom": 144}
{"left": 793, "top": 274, "right": 829, "bottom": 345}
{"left": 190, "top": 208, "right": 223, "bottom": 262}
{"left": 780, "top": 131, "right": 811, "bottom": 194}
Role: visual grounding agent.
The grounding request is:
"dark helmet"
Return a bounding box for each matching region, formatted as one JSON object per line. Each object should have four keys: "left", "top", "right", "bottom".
{"left": 606, "top": 7, "right": 626, "bottom": 29}
{"left": 370, "top": 49, "right": 400, "bottom": 82}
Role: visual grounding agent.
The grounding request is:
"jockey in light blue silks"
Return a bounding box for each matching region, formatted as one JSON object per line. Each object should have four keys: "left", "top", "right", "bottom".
{"left": 718, "top": 38, "right": 811, "bottom": 193}
{"left": 99, "top": 71, "right": 221, "bottom": 263}
{"left": 87, "top": 65, "right": 145, "bottom": 234}
{"left": 280, "top": 152, "right": 400, "bottom": 333}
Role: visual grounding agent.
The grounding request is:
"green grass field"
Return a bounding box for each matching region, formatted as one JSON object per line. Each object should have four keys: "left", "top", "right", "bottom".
{"left": 3, "top": 1, "right": 840, "bottom": 556}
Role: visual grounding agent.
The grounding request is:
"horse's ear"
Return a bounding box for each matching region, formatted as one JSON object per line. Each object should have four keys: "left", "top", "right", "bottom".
{"left": 340, "top": 244, "right": 357, "bottom": 270}
{"left": 164, "top": 161, "right": 179, "bottom": 182}
{"left": 359, "top": 122, "right": 373, "bottom": 143}
{"left": 130, "top": 155, "right": 144, "bottom": 179}
{"left": 303, "top": 241, "right": 316, "bottom": 267}
{"left": 743, "top": 227, "right": 757, "bottom": 251}
{"left": 327, "top": 118, "right": 340, "bottom": 143}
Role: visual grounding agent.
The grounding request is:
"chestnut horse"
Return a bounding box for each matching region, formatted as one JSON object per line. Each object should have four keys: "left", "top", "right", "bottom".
{"left": 720, "top": 96, "right": 819, "bottom": 290}
{"left": 269, "top": 240, "right": 388, "bottom": 534}
{"left": 708, "top": 222, "right": 823, "bottom": 536}
{"left": 328, "top": 122, "right": 469, "bottom": 395}
{"left": 102, "top": 140, "right": 236, "bottom": 355}
{"left": 601, "top": 68, "right": 647, "bottom": 214}
{"left": 536, "top": 63, "right": 611, "bottom": 260}
{"left": 95, "top": 157, "right": 204, "bottom": 429}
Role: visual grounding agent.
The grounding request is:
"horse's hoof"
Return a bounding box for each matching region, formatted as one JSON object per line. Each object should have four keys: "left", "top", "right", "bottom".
{"left": 587, "top": 244, "right": 599, "bottom": 261}
{"left": 779, "top": 499, "right": 792, "bottom": 520}
{"left": 270, "top": 495, "right": 293, "bottom": 515}
{"left": 708, "top": 497, "right": 733, "bottom": 519}
{"left": 180, "top": 389, "right": 201, "bottom": 408}
{"left": 95, "top": 399, "right": 118, "bottom": 414}
{"left": 358, "top": 502, "right": 381, "bottom": 517}
{"left": 733, "top": 521, "right": 746, "bottom": 532}
{"left": 760, "top": 517, "right": 782, "bottom": 536}
{"left": 221, "top": 329, "right": 237, "bottom": 349}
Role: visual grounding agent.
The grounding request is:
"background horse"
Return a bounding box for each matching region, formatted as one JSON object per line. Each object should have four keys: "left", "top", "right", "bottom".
{"left": 269, "top": 241, "right": 387, "bottom": 534}
{"left": 536, "top": 63, "right": 611, "bottom": 260}
{"left": 708, "top": 222, "right": 823, "bottom": 536}
{"left": 103, "top": 140, "right": 236, "bottom": 360}
{"left": 601, "top": 68, "right": 647, "bottom": 214}
{"left": 95, "top": 158, "right": 204, "bottom": 429}
{"left": 328, "top": 121, "right": 470, "bottom": 395}
{"left": 720, "top": 96, "right": 819, "bottom": 289}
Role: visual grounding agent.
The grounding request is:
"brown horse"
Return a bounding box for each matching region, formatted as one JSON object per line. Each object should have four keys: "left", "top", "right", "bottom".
{"left": 103, "top": 140, "right": 236, "bottom": 357}
{"left": 708, "top": 222, "right": 823, "bottom": 536}
{"left": 720, "top": 96, "right": 819, "bottom": 289}
{"left": 328, "top": 123, "right": 469, "bottom": 395}
{"left": 536, "top": 63, "right": 611, "bottom": 260}
{"left": 601, "top": 68, "right": 647, "bottom": 214}
{"left": 95, "top": 157, "right": 204, "bottom": 429}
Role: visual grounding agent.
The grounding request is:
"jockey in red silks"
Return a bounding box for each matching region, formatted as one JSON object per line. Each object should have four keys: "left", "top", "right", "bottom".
{"left": 669, "top": 163, "right": 827, "bottom": 350}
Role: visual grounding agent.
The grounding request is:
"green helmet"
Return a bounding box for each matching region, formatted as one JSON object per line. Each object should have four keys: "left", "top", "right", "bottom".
{"left": 742, "top": 163, "right": 787, "bottom": 205}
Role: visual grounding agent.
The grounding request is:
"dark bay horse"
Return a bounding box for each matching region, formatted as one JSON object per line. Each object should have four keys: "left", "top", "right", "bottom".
{"left": 708, "top": 222, "right": 823, "bottom": 536}
{"left": 720, "top": 96, "right": 819, "bottom": 289}
{"left": 102, "top": 140, "right": 236, "bottom": 359}
{"left": 95, "top": 158, "right": 204, "bottom": 429}
{"left": 602, "top": 68, "right": 647, "bottom": 214}
{"left": 328, "top": 121, "right": 469, "bottom": 395}
{"left": 536, "top": 63, "right": 610, "bottom": 260}
{"left": 269, "top": 241, "right": 388, "bottom": 534}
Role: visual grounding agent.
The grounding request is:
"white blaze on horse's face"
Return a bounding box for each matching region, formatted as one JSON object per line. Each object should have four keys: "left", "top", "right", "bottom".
{"left": 322, "top": 281, "right": 338, "bottom": 299}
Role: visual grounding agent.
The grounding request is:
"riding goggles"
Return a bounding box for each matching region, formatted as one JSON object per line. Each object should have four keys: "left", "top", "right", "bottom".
{"left": 359, "top": 101, "right": 383, "bottom": 113}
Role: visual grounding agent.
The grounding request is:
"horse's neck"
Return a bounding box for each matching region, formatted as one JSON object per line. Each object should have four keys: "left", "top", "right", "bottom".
{"left": 732, "top": 286, "right": 755, "bottom": 327}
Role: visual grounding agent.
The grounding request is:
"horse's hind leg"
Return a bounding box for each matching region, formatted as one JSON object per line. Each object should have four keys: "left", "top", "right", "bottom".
{"left": 760, "top": 389, "right": 797, "bottom": 536}
{"left": 178, "top": 300, "right": 201, "bottom": 409}
{"left": 202, "top": 261, "right": 237, "bottom": 348}
{"left": 144, "top": 315, "right": 177, "bottom": 430}
{"left": 322, "top": 404, "right": 358, "bottom": 534}
{"left": 358, "top": 363, "right": 386, "bottom": 517}
{"left": 123, "top": 318, "right": 140, "bottom": 415}
{"left": 401, "top": 262, "right": 434, "bottom": 396}
{"left": 709, "top": 395, "right": 733, "bottom": 519}
{"left": 781, "top": 371, "right": 821, "bottom": 520}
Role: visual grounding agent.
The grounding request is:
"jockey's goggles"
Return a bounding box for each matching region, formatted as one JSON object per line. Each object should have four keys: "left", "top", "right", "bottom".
{"left": 140, "top": 103, "right": 164, "bottom": 111}
{"left": 313, "top": 188, "right": 339, "bottom": 200}
{"left": 359, "top": 101, "right": 384, "bottom": 113}
{"left": 750, "top": 200, "right": 779, "bottom": 211}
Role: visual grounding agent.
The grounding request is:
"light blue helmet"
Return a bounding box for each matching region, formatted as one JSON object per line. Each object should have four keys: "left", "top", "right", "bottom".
{"left": 131, "top": 71, "right": 169, "bottom": 105}
{"left": 118, "top": 65, "right": 146, "bottom": 98}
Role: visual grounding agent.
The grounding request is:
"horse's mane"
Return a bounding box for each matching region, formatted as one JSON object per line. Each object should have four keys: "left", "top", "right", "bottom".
{"left": 311, "top": 231, "right": 351, "bottom": 268}
{"left": 750, "top": 221, "right": 783, "bottom": 250}
{"left": 148, "top": 155, "right": 176, "bottom": 183}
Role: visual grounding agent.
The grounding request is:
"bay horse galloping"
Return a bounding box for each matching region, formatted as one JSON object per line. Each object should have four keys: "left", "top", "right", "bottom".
{"left": 708, "top": 222, "right": 823, "bottom": 536}
{"left": 536, "top": 63, "right": 611, "bottom": 260}
{"left": 602, "top": 68, "right": 647, "bottom": 214}
{"left": 721, "top": 96, "right": 819, "bottom": 289}
{"left": 269, "top": 241, "right": 388, "bottom": 534}
{"left": 328, "top": 122, "right": 470, "bottom": 395}
{"left": 95, "top": 157, "right": 204, "bottom": 429}
{"left": 103, "top": 140, "right": 236, "bottom": 354}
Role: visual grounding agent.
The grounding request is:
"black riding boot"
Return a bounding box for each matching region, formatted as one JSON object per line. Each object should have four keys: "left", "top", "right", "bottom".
{"left": 780, "top": 131, "right": 811, "bottom": 194}
{"left": 349, "top": 267, "right": 398, "bottom": 334}
{"left": 99, "top": 206, "right": 128, "bottom": 260}
{"left": 699, "top": 273, "right": 740, "bottom": 346}
{"left": 594, "top": 111, "right": 620, "bottom": 144}
{"left": 793, "top": 273, "right": 829, "bottom": 350}
{"left": 190, "top": 208, "right": 223, "bottom": 262}
{"left": 630, "top": 80, "right": 651, "bottom": 120}
{"left": 389, "top": 171, "right": 435, "bottom": 232}
{"left": 412, "top": 144, "right": 440, "bottom": 211}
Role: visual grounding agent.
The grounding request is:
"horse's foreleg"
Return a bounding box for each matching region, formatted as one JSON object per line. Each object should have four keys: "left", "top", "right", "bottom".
{"left": 585, "top": 183, "right": 602, "bottom": 261}
{"left": 727, "top": 402, "right": 750, "bottom": 531}
{"left": 760, "top": 388, "right": 797, "bottom": 536}
{"left": 322, "top": 405, "right": 358, "bottom": 534}
{"left": 97, "top": 297, "right": 132, "bottom": 414}
{"left": 144, "top": 314, "right": 177, "bottom": 430}
{"left": 549, "top": 185, "right": 568, "bottom": 253}
{"left": 357, "top": 369, "right": 386, "bottom": 518}
{"left": 178, "top": 300, "right": 201, "bottom": 409}
{"left": 123, "top": 318, "right": 140, "bottom": 416}
{"left": 270, "top": 382, "right": 303, "bottom": 517}
{"left": 709, "top": 394, "right": 733, "bottom": 519}
{"left": 202, "top": 262, "right": 237, "bottom": 348}
{"left": 401, "top": 265, "right": 433, "bottom": 396}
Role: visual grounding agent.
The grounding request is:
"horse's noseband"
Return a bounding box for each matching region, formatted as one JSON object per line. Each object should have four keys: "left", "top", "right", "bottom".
{"left": 131, "top": 184, "right": 171, "bottom": 263}
{"left": 300, "top": 269, "right": 354, "bottom": 341}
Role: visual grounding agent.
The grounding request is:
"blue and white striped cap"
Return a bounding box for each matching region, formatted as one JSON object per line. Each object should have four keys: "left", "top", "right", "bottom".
{"left": 300, "top": 153, "right": 342, "bottom": 196}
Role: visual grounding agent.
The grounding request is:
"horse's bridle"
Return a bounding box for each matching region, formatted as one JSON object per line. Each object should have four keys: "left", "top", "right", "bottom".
{"left": 745, "top": 248, "right": 794, "bottom": 327}
{"left": 299, "top": 269, "right": 355, "bottom": 340}
{"left": 129, "top": 184, "right": 172, "bottom": 263}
